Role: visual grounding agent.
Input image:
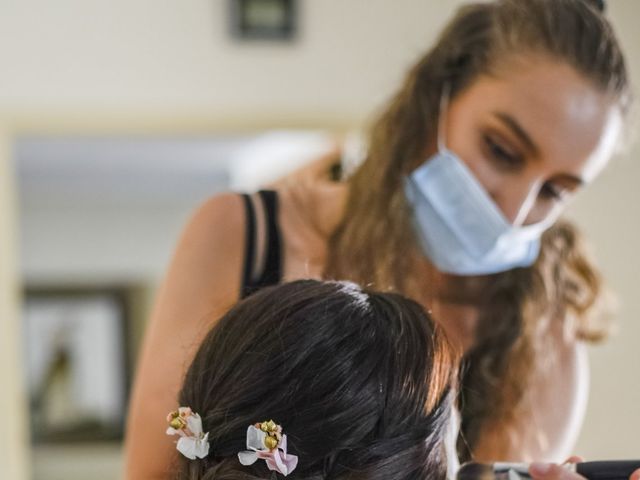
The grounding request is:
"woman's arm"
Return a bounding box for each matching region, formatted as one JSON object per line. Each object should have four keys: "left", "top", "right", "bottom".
{"left": 473, "top": 334, "right": 590, "bottom": 462}
{"left": 123, "top": 193, "right": 246, "bottom": 479}
{"left": 520, "top": 338, "right": 590, "bottom": 461}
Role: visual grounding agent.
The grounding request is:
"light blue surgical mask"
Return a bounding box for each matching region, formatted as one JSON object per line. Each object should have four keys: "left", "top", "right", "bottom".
{"left": 404, "top": 89, "right": 556, "bottom": 275}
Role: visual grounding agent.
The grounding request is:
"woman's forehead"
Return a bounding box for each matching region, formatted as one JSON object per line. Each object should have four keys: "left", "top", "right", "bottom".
{"left": 450, "top": 57, "right": 622, "bottom": 179}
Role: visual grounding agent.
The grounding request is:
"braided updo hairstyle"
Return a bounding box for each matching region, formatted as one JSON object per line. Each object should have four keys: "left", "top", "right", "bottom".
{"left": 172, "top": 280, "right": 458, "bottom": 479}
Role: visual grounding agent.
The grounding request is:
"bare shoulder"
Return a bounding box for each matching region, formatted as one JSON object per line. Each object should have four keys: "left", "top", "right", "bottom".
{"left": 181, "top": 192, "right": 245, "bottom": 261}
{"left": 123, "top": 192, "right": 246, "bottom": 479}
{"left": 166, "top": 192, "right": 246, "bottom": 310}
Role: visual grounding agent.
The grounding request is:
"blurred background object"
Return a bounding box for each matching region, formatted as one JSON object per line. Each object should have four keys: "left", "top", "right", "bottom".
{"left": 24, "top": 289, "right": 127, "bottom": 443}
{"left": 0, "top": 1, "right": 639, "bottom": 479}
{"left": 229, "top": 0, "right": 298, "bottom": 41}
{"left": 0, "top": 131, "right": 30, "bottom": 480}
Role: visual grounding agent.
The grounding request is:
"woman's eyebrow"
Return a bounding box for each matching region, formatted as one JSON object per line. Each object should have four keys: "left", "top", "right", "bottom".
{"left": 492, "top": 111, "right": 587, "bottom": 187}
{"left": 492, "top": 111, "right": 540, "bottom": 156}
{"left": 555, "top": 173, "right": 585, "bottom": 188}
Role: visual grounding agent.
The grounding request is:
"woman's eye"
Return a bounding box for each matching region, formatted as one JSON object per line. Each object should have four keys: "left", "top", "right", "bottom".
{"left": 539, "top": 182, "right": 566, "bottom": 201}
{"left": 483, "top": 135, "right": 523, "bottom": 170}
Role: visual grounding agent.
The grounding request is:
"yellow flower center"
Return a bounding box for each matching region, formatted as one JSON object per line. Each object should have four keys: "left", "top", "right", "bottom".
{"left": 264, "top": 435, "right": 279, "bottom": 450}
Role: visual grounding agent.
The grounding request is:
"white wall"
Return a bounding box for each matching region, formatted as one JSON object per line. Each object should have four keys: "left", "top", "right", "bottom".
{"left": 2, "top": 0, "right": 639, "bottom": 468}
{"left": 0, "top": 1, "right": 465, "bottom": 123}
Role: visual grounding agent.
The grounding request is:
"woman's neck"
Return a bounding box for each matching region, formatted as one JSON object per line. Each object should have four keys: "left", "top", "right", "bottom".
{"left": 273, "top": 165, "right": 349, "bottom": 280}
{"left": 413, "top": 260, "right": 490, "bottom": 352}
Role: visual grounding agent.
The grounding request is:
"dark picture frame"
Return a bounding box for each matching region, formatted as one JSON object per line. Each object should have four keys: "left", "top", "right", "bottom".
{"left": 23, "top": 286, "right": 132, "bottom": 443}
{"left": 229, "top": 0, "right": 297, "bottom": 41}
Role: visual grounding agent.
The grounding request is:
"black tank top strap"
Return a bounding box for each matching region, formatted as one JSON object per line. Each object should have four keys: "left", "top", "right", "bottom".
{"left": 258, "top": 190, "right": 283, "bottom": 286}
{"left": 240, "top": 193, "right": 257, "bottom": 297}
{"left": 240, "top": 190, "right": 283, "bottom": 298}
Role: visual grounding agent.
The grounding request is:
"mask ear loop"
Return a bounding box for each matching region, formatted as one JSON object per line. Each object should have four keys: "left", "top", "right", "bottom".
{"left": 437, "top": 83, "right": 451, "bottom": 153}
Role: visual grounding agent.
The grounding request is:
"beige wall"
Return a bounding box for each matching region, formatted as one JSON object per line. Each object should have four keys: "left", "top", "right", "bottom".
{"left": 0, "top": 131, "right": 29, "bottom": 479}
{"left": 1, "top": 0, "right": 639, "bottom": 468}
{"left": 0, "top": 0, "right": 467, "bottom": 125}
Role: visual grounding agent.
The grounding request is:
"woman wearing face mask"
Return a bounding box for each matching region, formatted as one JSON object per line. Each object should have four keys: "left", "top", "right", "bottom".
{"left": 124, "top": 0, "right": 634, "bottom": 478}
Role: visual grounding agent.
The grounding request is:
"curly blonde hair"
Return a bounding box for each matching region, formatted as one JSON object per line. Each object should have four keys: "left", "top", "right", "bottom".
{"left": 325, "top": 0, "right": 631, "bottom": 460}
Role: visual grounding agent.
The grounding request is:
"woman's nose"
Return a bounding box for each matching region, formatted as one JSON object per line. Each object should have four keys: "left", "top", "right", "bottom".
{"left": 494, "top": 179, "right": 542, "bottom": 226}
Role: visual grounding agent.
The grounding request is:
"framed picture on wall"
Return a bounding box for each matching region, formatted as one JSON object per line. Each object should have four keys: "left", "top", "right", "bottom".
{"left": 229, "top": 0, "right": 297, "bottom": 41}
{"left": 23, "top": 287, "right": 131, "bottom": 443}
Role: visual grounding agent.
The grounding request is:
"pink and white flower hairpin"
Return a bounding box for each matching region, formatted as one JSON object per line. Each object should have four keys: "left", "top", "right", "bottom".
{"left": 166, "top": 407, "right": 210, "bottom": 460}
{"left": 238, "top": 420, "right": 298, "bottom": 476}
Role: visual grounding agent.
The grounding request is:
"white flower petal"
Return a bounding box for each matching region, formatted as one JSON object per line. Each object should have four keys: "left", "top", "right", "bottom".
{"left": 177, "top": 437, "right": 198, "bottom": 460}
{"left": 186, "top": 414, "right": 203, "bottom": 436}
{"left": 246, "top": 425, "right": 267, "bottom": 451}
{"left": 238, "top": 450, "right": 259, "bottom": 466}
{"left": 198, "top": 432, "right": 210, "bottom": 457}
{"left": 166, "top": 427, "right": 178, "bottom": 436}
{"left": 177, "top": 435, "right": 210, "bottom": 460}
{"left": 194, "top": 440, "right": 210, "bottom": 459}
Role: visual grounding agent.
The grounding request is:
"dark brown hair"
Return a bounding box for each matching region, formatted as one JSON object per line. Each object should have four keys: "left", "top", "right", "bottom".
{"left": 174, "top": 280, "right": 458, "bottom": 479}
{"left": 325, "top": 0, "right": 631, "bottom": 460}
